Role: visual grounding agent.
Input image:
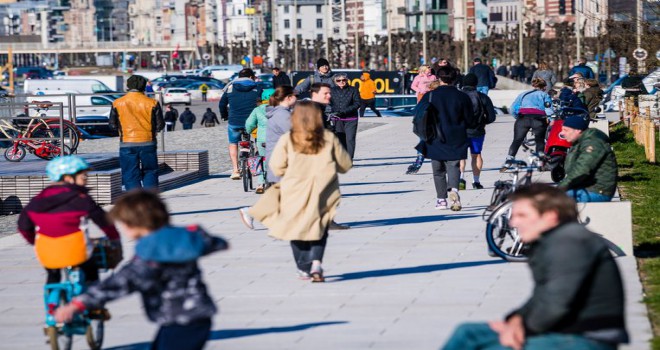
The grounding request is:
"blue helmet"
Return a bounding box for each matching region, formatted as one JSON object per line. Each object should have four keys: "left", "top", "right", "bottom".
{"left": 46, "top": 156, "right": 91, "bottom": 182}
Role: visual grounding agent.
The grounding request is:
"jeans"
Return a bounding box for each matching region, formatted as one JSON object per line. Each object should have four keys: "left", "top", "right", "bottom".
{"left": 182, "top": 124, "right": 193, "bottom": 130}
{"left": 442, "top": 323, "right": 617, "bottom": 350}
{"left": 151, "top": 318, "right": 211, "bottom": 350}
{"left": 477, "top": 86, "right": 490, "bottom": 95}
{"left": 567, "top": 189, "right": 612, "bottom": 203}
{"left": 508, "top": 115, "right": 547, "bottom": 157}
{"left": 359, "top": 98, "right": 382, "bottom": 118}
{"left": 290, "top": 231, "right": 328, "bottom": 273}
{"left": 165, "top": 122, "right": 175, "bottom": 132}
{"left": 119, "top": 144, "right": 159, "bottom": 191}
{"left": 334, "top": 119, "right": 358, "bottom": 159}
{"left": 432, "top": 159, "right": 461, "bottom": 198}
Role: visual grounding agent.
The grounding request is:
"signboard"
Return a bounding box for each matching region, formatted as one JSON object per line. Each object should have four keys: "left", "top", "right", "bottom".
{"left": 633, "top": 48, "right": 648, "bottom": 61}
{"left": 290, "top": 71, "right": 405, "bottom": 97}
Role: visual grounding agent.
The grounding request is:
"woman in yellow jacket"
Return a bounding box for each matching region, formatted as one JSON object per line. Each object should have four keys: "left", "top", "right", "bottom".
{"left": 358, "top": 72, "right": 382, "bottom": 118}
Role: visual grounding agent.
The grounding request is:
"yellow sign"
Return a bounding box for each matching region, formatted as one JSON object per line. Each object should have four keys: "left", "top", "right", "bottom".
{"left": 246, "top": 7, "right": 256, "bottom": 15}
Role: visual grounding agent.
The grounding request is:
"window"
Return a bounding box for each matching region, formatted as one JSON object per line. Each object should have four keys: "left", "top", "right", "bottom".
{"left": 297, "top": 19, "right": 301, "bottom": 29}
{"left": 91, "top": 96, "right": 112, "bottom": 105}
{"left": 316, "top": 19, "right": 322, "bottom": 28}
{"left": 317, "top": 34, "right": 323, "bottom": 41}
{"left": 316, "top": 5, "right": 322, "bottom": 13}
{"left": 297, "top": 34, "right": 302, "bottom": 41}
{"left": 285, "top": 34, "right": 290, "bottom": 41}
{"left": 284, "top": 5, "right": 289, "bottom": 13}
{"left": 284, "top": 19, "right": 290, "bottom": 28}
{"left": 297, "top": 5, "right": 300, "bottom": 13}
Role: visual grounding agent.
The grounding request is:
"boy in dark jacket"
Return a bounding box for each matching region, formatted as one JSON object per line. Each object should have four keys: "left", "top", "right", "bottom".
{"left": 179, "top": 107, "right": 197, "bottom": 130}
{"left": 55, "top": 190, "right": 229, "bottom": 350}
{"left": 164, "top": 104, "right": 178, "bottom": 131}
{"left": 200, "top": 108, "right": 220, "bottom": 127}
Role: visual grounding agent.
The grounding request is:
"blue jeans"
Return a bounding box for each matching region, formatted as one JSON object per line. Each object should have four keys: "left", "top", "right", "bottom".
{"left": 477, "top": 86, "right": 490, "bottom": 95}
{"left": 119, "top": 144, "right": 159, "bottom": 191}
{"left": 152, "top": 318, "right": 211, "bottom": 350}
{"left": 567, "top": 189, "right": 612, "bottom": 203}
{"left": 442, "top": 323, "right": 617, "bottom": 350}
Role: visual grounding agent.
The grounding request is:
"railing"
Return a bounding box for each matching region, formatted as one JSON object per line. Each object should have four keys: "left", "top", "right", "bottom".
{"left": 0, "top": 40, "right": 198, "bottom": 51}
{"left": 0, "top": 101, "right": 67, "bottom": 154}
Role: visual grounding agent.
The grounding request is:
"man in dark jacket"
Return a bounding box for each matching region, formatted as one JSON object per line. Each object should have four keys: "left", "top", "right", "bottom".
{"left": 329, "top": 73, "right": 361, "bottom": 159}
{"left": 415, "top": 65, "right": 477, "bottom": 211}
{"left": 272, "top": 67, "right": 291, "bottom": 88}
{"left": 293, "top": 58, "right": 335, "bottom": 97}
{"left": 569, "top": 57, "right": 595, "bottom": 80}
{"left": 443, "top": 184, "right": 628, "bottom": 350}
{"left": 468, "top": 58, "right": 497, "bottom": 95}
{"left": 179, "top": 107, "right": 196, "bottom": 130}
{"left": 200, "top": 108, "right": 220, "bottom": 127}
{"left": 582, "top": 79, "right": 604, "bottom": 119}
{"left": 459, "top": 73, "right": 497, "bottom": 189}
{"left": 219, "top": 68, "right": 262, "bottom": 179}
{"left": 109, "top": 75, "right": 164, "bottom": 190}
{"left": 558, "top": 115, "right": 617, "bottom": 202}
{"left": 163, "top": 104, "right": 178, "bottom": 131}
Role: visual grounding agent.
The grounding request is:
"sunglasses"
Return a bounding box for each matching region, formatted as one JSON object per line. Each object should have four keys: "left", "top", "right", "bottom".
{"left": 336, "top": 79, "right": 348, "bottom": 82}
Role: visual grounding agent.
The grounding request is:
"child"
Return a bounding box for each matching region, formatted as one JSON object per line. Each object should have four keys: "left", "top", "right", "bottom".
{"left": 18, "top": 155, "right": 122, "bottom": 284}
{"left": 55, "top": 190, "right": 229, "bottom": 350}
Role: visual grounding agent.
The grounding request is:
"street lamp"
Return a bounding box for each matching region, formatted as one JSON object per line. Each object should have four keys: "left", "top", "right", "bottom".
{"left": 386, "top": 2, "right": 392, "bottom": 70}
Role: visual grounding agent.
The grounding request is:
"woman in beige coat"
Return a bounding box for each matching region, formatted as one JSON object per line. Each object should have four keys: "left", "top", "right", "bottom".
{"left": 240, "top": 101, "right": 352, "bottom": 282}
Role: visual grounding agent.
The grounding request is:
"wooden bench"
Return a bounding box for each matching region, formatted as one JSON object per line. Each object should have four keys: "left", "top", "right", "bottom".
{"left": 578, "top": 200, "right": 633, "bottom": 256}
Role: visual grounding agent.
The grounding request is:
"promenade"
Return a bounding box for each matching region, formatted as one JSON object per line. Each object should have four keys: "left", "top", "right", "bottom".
{"left": 0, "top": 116, "right": 652, "bottom": 349}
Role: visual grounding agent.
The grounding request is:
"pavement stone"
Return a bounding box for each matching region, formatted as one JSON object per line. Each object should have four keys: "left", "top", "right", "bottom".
{"left": 0, "top": 115, "right": 653, "bottom": 349}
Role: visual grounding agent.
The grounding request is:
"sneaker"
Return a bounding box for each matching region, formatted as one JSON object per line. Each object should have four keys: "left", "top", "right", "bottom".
{"left": 230, "top": 171, "right": 241, "bottom": 180}
{"left": 238, "top": 207, "right": 254, "bottom": 230}
{"left": 435, "top": 198, "right": 448, "bottom": 210}
{"left": 472, "top": 182, "right": 484, "bottom": 189}
{"left": 297, "top": 270, "right": 311, "bottom": 280}
{"left": 406, "top": 164, "right": 421, "bottom": 175}
{"left": 310, "top": 265, "right": 325, "bottom": 283}
{"left": 459, "top": 179, "right": 466, "bottom": 190}
{"left": 329, "top": 221, "right": 350, "bottom": 230}
{"left": 448, "top": 191, "right": 462, "bottom": 211}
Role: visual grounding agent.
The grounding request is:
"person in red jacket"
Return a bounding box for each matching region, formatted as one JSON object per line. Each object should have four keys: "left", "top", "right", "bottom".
{"left": 18, "top": 155, "right": 122, "bottom": 285}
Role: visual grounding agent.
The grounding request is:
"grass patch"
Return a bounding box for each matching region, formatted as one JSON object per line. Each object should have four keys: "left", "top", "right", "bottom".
{"left": 610, "top": 123, "right": 660, "bottom": 348}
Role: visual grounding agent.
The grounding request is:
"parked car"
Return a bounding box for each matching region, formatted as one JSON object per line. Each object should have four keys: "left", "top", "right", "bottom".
{"left": 75, "top": 115, "right": 117, "bottom": 138}
{"left": 163, "top": 88, "right": 191, "bottom": 105}
{"left": 182, "top": 81, "right": 225, "bottom": 90}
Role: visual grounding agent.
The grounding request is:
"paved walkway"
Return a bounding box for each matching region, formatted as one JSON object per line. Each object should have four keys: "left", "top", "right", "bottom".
{"left": 0, "top": 116, "right": 652, "bottom": 349}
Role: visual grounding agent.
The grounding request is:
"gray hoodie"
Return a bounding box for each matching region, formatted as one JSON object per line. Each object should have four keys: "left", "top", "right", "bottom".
{"left": 531, "top": 69, "right": 557, "bottom": 92}
{"left": 265, "top": 105, "right": 293, "bottom": 183}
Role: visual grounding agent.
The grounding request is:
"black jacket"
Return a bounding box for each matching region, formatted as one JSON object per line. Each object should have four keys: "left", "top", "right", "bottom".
{"left": 510, "top": 222, "right": 628, "bottom": 344}
{"left": 329, "top": 85, "right": 361, "bottom": 119}
{"left": 461, "top": 87, "right": 497, "bottom": 137}
{"left": 164, "top": 108, "right": 178, "bottom": 124}
{"left": 272, "top": 73, "right": 291, "bottom": 88}
{"left": 179, "top": 110, "right": 196, "bottom": 125}
{"left": 414, "top": 85, "right": 477, "bottom": 161}
{"left": 469, "top": 63, "right": 497, "bottom": 89}
{"left": 201, "top": 111, "right": 219, "bottom": 125}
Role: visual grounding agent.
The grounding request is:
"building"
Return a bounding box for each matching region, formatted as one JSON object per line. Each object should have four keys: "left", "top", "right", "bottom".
{"left": 272, "top": 0, "right": 329, "bottom": 42}
{"left": 405, "top": 0, "right": 452, "bottom": 35}
{"left": 0, "top": 0, "right": 70, "bottom": 44}
{"left": 63, "top": 0, "right": 97, "bottom": 47}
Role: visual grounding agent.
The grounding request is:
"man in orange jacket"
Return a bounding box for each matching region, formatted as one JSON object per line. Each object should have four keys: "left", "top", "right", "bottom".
{"left": 358, "top": 72, "right": 382, "bottom": 118}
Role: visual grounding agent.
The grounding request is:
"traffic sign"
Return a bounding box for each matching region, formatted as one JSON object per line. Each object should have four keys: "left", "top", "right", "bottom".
{"left": 633, "top": 48, "right": 648, "bottom": 61}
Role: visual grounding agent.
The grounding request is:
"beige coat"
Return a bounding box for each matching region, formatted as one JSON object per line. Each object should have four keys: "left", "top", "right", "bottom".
{"left": 249, "top": 130, "right": 352, "bottom": 241}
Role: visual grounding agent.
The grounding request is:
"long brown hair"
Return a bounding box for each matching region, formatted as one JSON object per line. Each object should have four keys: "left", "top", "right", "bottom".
{"left": 290, "top": 101, "right": 326, "bottom": 154}
{"left": 269, "top": 85, "right": 295, "bottom": 106}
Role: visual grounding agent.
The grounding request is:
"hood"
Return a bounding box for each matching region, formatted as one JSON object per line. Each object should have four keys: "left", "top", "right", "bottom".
{"left": 135, "top": 225, "right": 206, "bottom": 263}
{"left": 362, "top": 72, "right": 370, "bottom": 79}
{"left": 232, "top": 78, "right": 258, "bottom": 92}
{"left": 35, "top": 184, "right": 89, "bottom": 210}
{"left": 318, "top": 70, "right": 333, "bottom": 79}
{"left": 266, "top": 105, "right": 291, "bottom": 119}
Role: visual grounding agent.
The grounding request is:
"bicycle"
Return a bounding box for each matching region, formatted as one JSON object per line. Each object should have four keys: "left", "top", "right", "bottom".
{"left": 485, "top": 153, "right": 543, "bottom": 262}
{"left": 237, "top": 130, "right": 256, "bottom": 192}
{"left": 247, "top": 140, "right": 269, "bottom": 193}
{"left": 44, "top": 238, "right": 120, "bottom": 350}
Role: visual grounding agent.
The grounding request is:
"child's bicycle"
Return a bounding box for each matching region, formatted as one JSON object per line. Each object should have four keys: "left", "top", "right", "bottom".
{"left": 44, "top": 238, "right": 120, "bottom": 350}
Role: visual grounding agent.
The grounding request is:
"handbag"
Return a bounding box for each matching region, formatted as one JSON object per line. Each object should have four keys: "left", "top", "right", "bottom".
{"left": 248, "top": 156, "right": 264, "bottom": 175}
{"left": 412, "top": 92, "right": 445, "bottom": 143}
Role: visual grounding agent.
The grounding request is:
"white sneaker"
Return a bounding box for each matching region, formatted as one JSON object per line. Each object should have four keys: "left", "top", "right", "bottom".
{"left": 448, "top": 191, "right": 462, "bottom": 211}
{"left": 435, "top": 198, "right": 448, "bottom": 210}
{"left": 238, "top": 207, "right": 254, "bottom": 230}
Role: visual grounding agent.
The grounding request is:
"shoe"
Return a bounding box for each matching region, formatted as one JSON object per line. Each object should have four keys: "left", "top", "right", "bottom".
{"left": 238, "top": 207, "right": 254, "bottom": 230}
{"left": 459, "top": 179, "right": 466, "bottom": 190}
{"left": 297, "top": 270, "right": 311, "bottom": 280}
{"left": 472, "top": 182, "right": 484, "bottom": 189}
{"left": 230, "top": 171, "right": 241, "bottom": 180}
{"left": 448, "top": 191, "right": 462, "bottom": 211}
{"left": 435, "top": 198, "right": 448, "bottom": 210}
{"left": 329, "top": 221, "right": 350, "bottom": 230}
{"left": 500, "top": 157, "right": 515, "bottom": 172}
{"left": 255, "top": 185, "right": 264, "bottom": 194}
{"left": 406, "top": 164, "right": 421, "bottom": 175}
{"left": 310, "top": 265, "right": 325, "bottom": 283}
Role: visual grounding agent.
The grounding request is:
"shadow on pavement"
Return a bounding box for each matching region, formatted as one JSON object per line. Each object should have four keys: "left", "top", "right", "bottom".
{"left": 103, "top": 321, "right": 349, "bottom": 350}
{"left": 170, "top": 206, "right": 243, "bottom": 216}
{"left": 352, "top": 161, "right": 412, "bottom": 168}
{"left": 341, "top": 180, "right": 412, "bottom": 187}
{"left": 342, "top": 190, "right": 421, "bottom": 197}
{"left": 345, "top": 214, "right": 479, "bottom": 227}
{"left": 327, "top": 260, "right": 505, "bottom": 282}
{"left": 353, "top": 156, "right": 416, "bottom": 161}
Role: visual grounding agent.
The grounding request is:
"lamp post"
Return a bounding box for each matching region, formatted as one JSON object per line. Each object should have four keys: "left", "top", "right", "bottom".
{"left": 463, "top": 0, "right": 468, "bottom": 72}
{"left": 293, "top": 0, "right": 299, "bottom": 70}
{"left": 421, "top": 0, "right": 427, "bottom": 64}
{"left": 518, "top": 0, "right": 523, "bottom": 64}
{"left": 576, "top": 0, "right": 581, "bottom": 62}
{"left": 386, "top": 1, "right": 392, "bottom": 70}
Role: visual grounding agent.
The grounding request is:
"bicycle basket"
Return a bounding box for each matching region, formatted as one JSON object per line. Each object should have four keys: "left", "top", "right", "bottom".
{"left": 91, "top": 238, "right": 123, "bottom": 269}
{"left": 248, "top": 156, "right": 264, "bottom": 176}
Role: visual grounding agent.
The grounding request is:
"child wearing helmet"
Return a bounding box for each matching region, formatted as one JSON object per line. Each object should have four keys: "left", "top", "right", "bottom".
{"left": 17, "top": 155, "right": 122, "bottom": 285}
{"left": 244, "top": 88, "right": 277, "bottom": 194}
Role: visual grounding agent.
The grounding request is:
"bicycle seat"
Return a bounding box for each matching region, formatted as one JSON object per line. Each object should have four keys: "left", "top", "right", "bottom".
{"left": 29, "top": 101, "right": 54, "bottom": 110}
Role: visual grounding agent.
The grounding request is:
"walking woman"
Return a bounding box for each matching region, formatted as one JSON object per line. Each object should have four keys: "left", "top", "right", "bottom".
{"left": 411, "top": 65, "right": 436, "bottom": 102}
{"left": 505, "top": 78, "right": 553, "bottom": 163}
{"left": 240, "top": 101, "right": 352, "bottom": 282}
{"left": 531, "top": 61, "right": 557, "bottom": 93}
{"left": 264, "top": 85, "right": 297, "bottom": 183}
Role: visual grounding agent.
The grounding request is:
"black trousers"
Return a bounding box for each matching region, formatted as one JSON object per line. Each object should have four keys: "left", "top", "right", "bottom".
{"left": 334, "top": 119, "right": 358, "bottom": 159}
{"left": 359, "top": 99, "right": 382, "bottom": 118}
{"left": 290, "top": 231, "right": 328, "bottom": 274}
{"left": 46, "top": 258, "right": 99, "bottom": 284}
{"left": 151, "top": 318, "right": 211, "bottom": 350}
{"left": 508, "top": 115, "right": 548, "bottom": 157}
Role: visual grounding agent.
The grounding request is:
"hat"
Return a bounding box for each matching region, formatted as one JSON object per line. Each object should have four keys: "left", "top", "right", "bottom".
{"left": 563, "top": 115, "right": 590, "bottom": 131}
{"left": 317, "top": 58, "right": 330, "bottom": 69}
{"left": 126, "top": 75, "right": 148, "bottom": 91}
{"left": 463, "top": 73, "right": 478, "bottom": 87}
{"left": 361, "top": 72, "right": 370, "bottom": 79}
{"left": 569, "top": 73, "right": 583, "bottom": 80}
{"left": 473, "top": 58, "right": 482, "bottom": 63}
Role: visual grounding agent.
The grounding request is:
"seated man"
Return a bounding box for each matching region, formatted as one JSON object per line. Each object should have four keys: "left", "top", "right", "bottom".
{"left": 559, "top": 115, "right": 618, "bottom": 202}
{"left": 442, "top": 184, "right": 628, "bottom": 350}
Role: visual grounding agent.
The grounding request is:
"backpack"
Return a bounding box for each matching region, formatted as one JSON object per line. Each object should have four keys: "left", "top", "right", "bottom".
{"left": 412, "top": 92, "right": 445, "bottom": 143}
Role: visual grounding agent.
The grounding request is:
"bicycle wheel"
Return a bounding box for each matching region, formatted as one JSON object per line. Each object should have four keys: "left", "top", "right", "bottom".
{"left": 4, "top": 144, "right": 26, "bottom": 162}
{"left": 86, "top": 319, "right": 104, "bottom": 350}
{"left": 46, "top": 326, "right": 73, "bottom": 350}
{"left": 31, "top": 120, "right": 80, "bottom": 153}
{"left": 485, "top": 201, "right": 529, "bottom": 262}
{"left": 241, "top": 159, "right": 252, "bottom": 192}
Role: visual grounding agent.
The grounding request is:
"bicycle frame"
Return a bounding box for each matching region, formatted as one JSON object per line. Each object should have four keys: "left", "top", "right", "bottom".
{"left": 44, "top": 268, "right": 88, "bottom": 333}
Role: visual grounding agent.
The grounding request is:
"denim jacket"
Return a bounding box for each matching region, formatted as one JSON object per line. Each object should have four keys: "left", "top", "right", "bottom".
{"left": 511, "top": 89, "right": 553, "bottom": 117}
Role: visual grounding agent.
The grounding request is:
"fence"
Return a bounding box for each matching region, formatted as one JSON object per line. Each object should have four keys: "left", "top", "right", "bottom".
{"left": 620, "top": 96, "right": 659, "bottom": 163}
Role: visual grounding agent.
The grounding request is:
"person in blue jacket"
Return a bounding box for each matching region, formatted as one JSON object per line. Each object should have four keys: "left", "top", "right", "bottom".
{"left": 568, "top": 58, "right": 595, "bottom": 80}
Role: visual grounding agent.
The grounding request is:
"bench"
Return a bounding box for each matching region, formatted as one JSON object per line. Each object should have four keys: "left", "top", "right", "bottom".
{"left": 578, "top": 201, "right": 633, "bottom": 256}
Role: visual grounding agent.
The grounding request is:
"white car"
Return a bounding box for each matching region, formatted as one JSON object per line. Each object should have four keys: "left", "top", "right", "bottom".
{"left": 163, "top": 88, "right": 191, "bottom": 105}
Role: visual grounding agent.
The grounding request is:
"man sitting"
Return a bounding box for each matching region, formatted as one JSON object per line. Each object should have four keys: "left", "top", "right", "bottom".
{"left": 558, "top": 115, "right": 618, "bottom": 202}
{"left": 442, "top": 184, "right": 628, "bottom": 350}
